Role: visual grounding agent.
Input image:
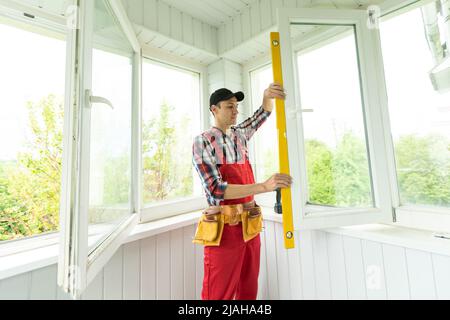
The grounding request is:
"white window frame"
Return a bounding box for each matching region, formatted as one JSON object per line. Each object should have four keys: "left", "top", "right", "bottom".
{"left": 139, "top": 47, "right": 209, "bottom": 223}
{"left": 278, "top": 8, "right": 394, "bottom": 230}
{"left": 376, "top": 0, "right": 450, "bottom": 233}
{"left": 57, "top": 0, "right": 141, "bottom": 299}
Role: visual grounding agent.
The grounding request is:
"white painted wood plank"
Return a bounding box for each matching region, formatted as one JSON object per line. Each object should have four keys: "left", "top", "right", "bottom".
{"left": 432, "top": 254, "right": 450, "bottom": 300}
{"left": 203, "top": 24, "right": 213, "bottom": 53}
{"left": 156, "top": 232, "right": 171, "bottom": 299}
{"left": 326, "top": 233, "right": 348, "bottom": 299}
{"left": 405, "top": 249, "right": 437, "bottom": 299}
{"left": 183, "top": 225, "right": 197, "bottom": 299}
{"left": 0, "top": 273, "right": 31, "bottom": 299}
{"left": 195, "top": 240, "right": 204, "bottom": 300}
{"left": 287, "top": 230, "right": 303, "bottom": 299}
{"left": 123, "top": 241, "right": 140, "bottom": 300}
{"left": 157, "top": 0, "right": 171, "bottom": 36}
{"left": 382, "top": 244, "right": 410, "bottom": 299}
{"left": 193, "top": 20, "right": 204, "bottom": 50}
{"left": 170, "top": 229, "right": 184, "bottom": 300}
{"left": 311, "top": 230, "right": 331, "bottom": 299}
{"left": 259, "top": 0, "right": 272, "bottom": 30}
{"left": 298, "top": 230, "right": 316, "bottom": 299}
{"left": 232, "top": 17, "right": 242, "bottom": 47}
{"left": 140, "top": 237, "right": 156, "bottom": 300}
{"left": 225, "top": 21, "right": 233, "bottom": 53}
{"left": 263, "top": 221, "right": 279, "bottom": 299}
{"left": 218, "top": 25, "right": 226, "bottom": 54}
{"left": 30, "top": 265, "right": 57, "bottom": 300}
{"left": 342, "top": 236, "right": 366, "bottom": 299}
{"left": 274, "top": 222, "right": 291, "bottom": 299}
{"left": 126, "top": 0, "right": 144, "bottom": 25}
{"left": 82, "top": 269, "right": 104, "bottom": 300}
{"left": 182, "top": 13, "right": 194, "bottom": 45}
{"left": 143, "top": 0, "right": 157, "bottom": 31}
{"left": 250, "top": 1, "right": 261, "bottom": 36}
{"left": 170, "top": 7, "right": 183, "bottom": 42}
{"left": 271, "top": 0, "right": 284, "bottom": 22}
{"left": 103, "top": 246, "right": 123, "bottom": 300}
{"left": 241, "top": 7, "right": 251, "bottom": 41}
{"left": 361, "top": 240, "right": 387, "bottom": 299}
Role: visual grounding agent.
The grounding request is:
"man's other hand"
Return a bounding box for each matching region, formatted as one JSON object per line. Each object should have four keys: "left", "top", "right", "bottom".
{"left": 262, "top": 173, "right": 293, "bottom": 192}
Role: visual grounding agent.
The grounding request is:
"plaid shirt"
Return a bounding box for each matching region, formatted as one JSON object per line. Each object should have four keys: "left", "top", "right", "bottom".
{"left": 193, "top": 106, "right": 271, "bottom": 206}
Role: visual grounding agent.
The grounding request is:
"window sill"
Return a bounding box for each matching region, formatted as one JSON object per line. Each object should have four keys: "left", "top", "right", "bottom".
{"left": 260, "top": 206, "right": 450, "bottom": 257}
{"left": 0, "top": 211, "right": 202, "bottom": 281}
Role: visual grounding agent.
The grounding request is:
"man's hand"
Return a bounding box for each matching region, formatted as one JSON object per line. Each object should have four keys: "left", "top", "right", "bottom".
{"left": 262, "top": 83, "right": 286, "bottom": 112}
{"left": 262, "top": 173, "right": 293, "bottom": 192}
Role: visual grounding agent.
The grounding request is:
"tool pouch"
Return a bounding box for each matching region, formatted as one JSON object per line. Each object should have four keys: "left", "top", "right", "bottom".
{"left": 192, "top": 213, "right": 224, "bottom": 246}
{"left": 242, "top": 204, "right": 263, "bottom": 242}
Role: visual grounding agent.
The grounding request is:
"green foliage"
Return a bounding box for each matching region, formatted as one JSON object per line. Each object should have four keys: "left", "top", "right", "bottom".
{"left": 0, "top": 94, "right": 63, "bottom": 241}
{"left": 142, "top": 101, "right": 193, "bottom": 203}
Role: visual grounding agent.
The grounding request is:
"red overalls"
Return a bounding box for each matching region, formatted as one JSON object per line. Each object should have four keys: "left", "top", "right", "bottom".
{"left": 201, "top": 159, "right": 261, "bottom": 300}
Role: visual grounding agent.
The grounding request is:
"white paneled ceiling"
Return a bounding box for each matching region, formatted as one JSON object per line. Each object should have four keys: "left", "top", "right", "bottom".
{"left": 160, "top": 0, "right": 258, "bottom": 27}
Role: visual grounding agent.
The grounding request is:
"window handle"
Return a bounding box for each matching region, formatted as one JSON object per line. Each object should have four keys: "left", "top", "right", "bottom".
{"left": 85, "top": 89, "right": 114, "bottom": 110}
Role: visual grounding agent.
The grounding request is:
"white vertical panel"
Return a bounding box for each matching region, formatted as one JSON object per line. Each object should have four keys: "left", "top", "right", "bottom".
{"left": 326, "top": 233, "right": 348, "bottom": 299}
{"left": 143, "top": 0, "right": 157, "bottom": 31}
{"left": 299, "top": 230, "right": 316, "bottom": 299}
{"left": 157, "top": 0, "right": 171, "bottom": 36}
{"left": 30, "top": 265, "right": 57, "bottom": 300}
{"left": 123, "top": 241, "right": 141, "bottom": 300}
{"left": 140, "top": 236, "right": 156, "bottom": 300}
{"left": 0, "top": 273, "right": 30, "bottom": 299}
{"left": 274, "top": 222, "right": 291, "bottom": 299}
{"left": 342, "top": 236, "right": 366, "bottom": 299}
{"left": 264, "top": 221, "right": 279, "bottom": 299}
{"left": 225, "top": 21, "right": 234, "bottom": 52}
{"left": 284, "top": 0, "right": 298, "bottom": 7}
{"left": 56, "top": 286, "right": 72, "bottom": 300}
{"left": 195, "top": 241, "right": 204, "bottom": 299}
{"left": 259, "top": 0, "right": 272, "bottom": 30}
{"left": 183, "top": 225, "right": 197, "bottom": 299}
{"left": 232, "top": 17, "right": 242, "bottom": 47}
{"left": 203, "top": 24, "right": 214, "bottom": 53}
{"left": 126, "top": 0, "right": 144, "bottom": 25}
{"left": 170, "top": 7, "right": 183, "bottom": 42}
{"left": 257, "top": 228, "right": 269, "bottom": 300}
{"left": 241, "top": 8, "right": 252, "bottom": 41}
{"left": 287, "top": 230, "right": 303, "bottom": 299}
{"left": 103, "top": 246, "right": 123, "bottom": 300}
{"left": 170, "top": 229, "right": 184, "bottom": 300}
{"left": 217, "top": 25, "right": 226, "bottom": 55}
{"left": 382, "top": 244, "right": 410, "bottom": 299}
{"left": 250, "top": 1, "right": 261, "bottom": 36}
{"left": 182, "top": 13, "right": 194, "bottom": 45}
{"left": 405, "top": 249, "right": 437, "bottom": 299}
{"left": 361, "top": 240, "right": 387, "bottom": 299}
{"left": 156, "top": 232, "right": 171, "bottom": 299}
{"left": 193, "top": 20, "right": 204, "bottom": 49}
{"left": 432, "top": 254, "right": 450, "bottom": 299}
{"left": 311, "top": 231, "right": 331, "bottom": 299}
{"left": 271, "top": 0, "right": 284, "bottom": 22}
{"left": 82, "top": 269, "right": 104, "bottom": 300}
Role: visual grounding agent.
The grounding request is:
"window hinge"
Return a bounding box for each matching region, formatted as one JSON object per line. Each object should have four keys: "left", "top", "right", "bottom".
{"left": 391, "top": 207, "right": 397, "bottom": 223}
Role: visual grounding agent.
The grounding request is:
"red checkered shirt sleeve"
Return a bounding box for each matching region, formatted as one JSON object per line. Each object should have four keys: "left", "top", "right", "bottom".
{"left": 192, "top": 134, "right": 228, "bottom": 206}
{"left": 234, "top": 106, "right": 271, "bottom": 140}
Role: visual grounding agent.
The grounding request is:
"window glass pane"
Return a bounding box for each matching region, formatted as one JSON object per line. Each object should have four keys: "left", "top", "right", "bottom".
{"left": 0, "top": 18, "right": 65, "bottom": 241}
{"left": 142, "top": 60, "right": 202, "bottom": 205}
{"left": 380, "top": 3, "right": 450, "bottom": 208}
{"left": 293, "top": 24, "right": 374, "bottom": 208}
{"left": 250, "top": 65, "right": 279, "bottom": 181}
{"left": 88, "top": 0, "right": 134, "bottom": 250}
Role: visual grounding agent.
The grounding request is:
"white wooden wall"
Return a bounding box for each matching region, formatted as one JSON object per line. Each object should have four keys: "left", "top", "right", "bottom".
{"left": 2, "top": 219, "right": 450, "bottom": 300}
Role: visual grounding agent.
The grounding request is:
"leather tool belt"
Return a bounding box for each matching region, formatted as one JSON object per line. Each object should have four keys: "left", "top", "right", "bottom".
{"left": 192, "top": 201, "right": 263, "bottom": 246}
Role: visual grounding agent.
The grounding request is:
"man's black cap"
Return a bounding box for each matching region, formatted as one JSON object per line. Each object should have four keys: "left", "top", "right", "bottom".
{"left": 209, "top": 88, "right": 244, "bottom": 109}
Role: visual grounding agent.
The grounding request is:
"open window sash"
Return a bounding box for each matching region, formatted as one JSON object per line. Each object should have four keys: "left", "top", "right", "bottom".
{"left": 58, "top": 0, "right": 141, "bottom": 299}
{"left": 277, "top": 8, "right": 394, "bottom": 230}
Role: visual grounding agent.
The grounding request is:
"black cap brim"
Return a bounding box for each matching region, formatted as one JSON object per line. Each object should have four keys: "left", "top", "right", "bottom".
{"left": 222, "top": 91, "right": 244, "bottom": 102}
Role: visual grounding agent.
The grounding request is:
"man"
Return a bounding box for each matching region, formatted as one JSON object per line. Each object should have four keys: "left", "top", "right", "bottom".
{"left": 192, "top": 83, "right": 292, "bottom": 300}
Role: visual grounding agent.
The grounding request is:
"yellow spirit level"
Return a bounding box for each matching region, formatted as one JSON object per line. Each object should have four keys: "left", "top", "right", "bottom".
{"left": 270, "top": 32, "right": 295, "bottom": 249}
